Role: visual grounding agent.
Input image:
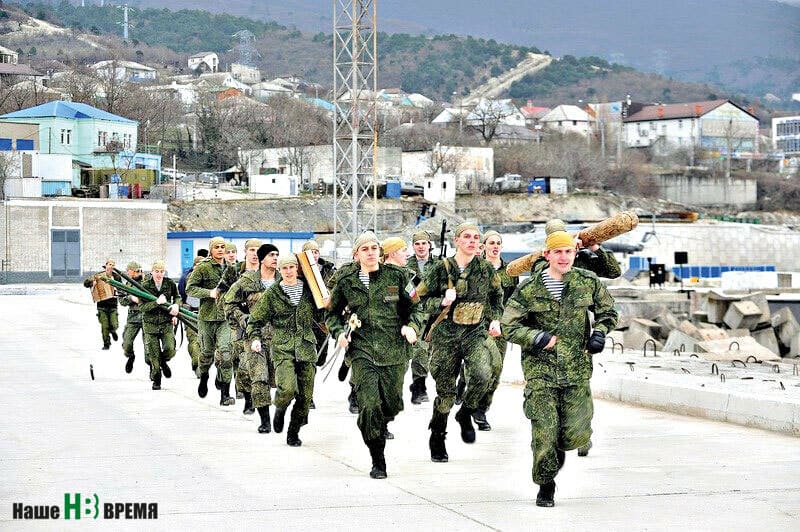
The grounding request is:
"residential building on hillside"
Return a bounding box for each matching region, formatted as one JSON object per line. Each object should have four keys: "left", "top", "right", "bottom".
{"left": 251, "top": 81, "right": 292, "bottom": 101}
{"left": 773, "top": 115, "right": 800, "bottom": 174}
{"left": 623, "top": 99, "right": 759, "bottom": 158}
{"left": 231, "top": 63, "right": 260, "bottom": 85}
{"left": 539, "top": 105, "right": 595, "bottom": 136}
{"left": 0, "top": 45, "right": 19, "bottom": 64}
{"left": 0, "top": 63, "right": 43, "bottom": 87}
{"left": 90, "top": 60, "right": 157, "bottom": 83}
{"left": 519, "top": 100, "right": 551, "bottom": 127}
{"left": 188, "top": 52, "right": 218, "bottom": 73}
{"left": 465, "top": 98, "right": 526, "bottom": 128}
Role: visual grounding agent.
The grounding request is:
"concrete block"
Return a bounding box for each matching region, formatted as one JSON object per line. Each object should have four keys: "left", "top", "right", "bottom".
{"left": 654, "top": 310, "right": 682, "bottom": 337}
{"left": 723, "top": 301, "right": 763, "bottom": 330}
{"left": 705, "top": 298, "right": 730, "bottom": 324}
{"left": 789, "top": 333, "right": 800, "bottom": 358}
{"left": 741, "top": 293, "right": 771, "bottom": 325}
{"left": 680, "top": 320, "right": 700, "bottom": 338}
{"left": 663, "top": 330, "right": 698, "bottom": 353}
{"left": 694, "top": 336, "right": 781, "bottom": 362}
{"left": 622, "top": 328, "right": 663, "bottom": 352}
{"left": 630, "top": 318, "right": 661, "bottom": 339}
{"left": 771, "top": 307, "right": 794, "bottom": 328}
{"left": 751, "top": 328, "right": 780, "bottom": 356}
{"left": 778, "top": 319, "right": 800, "bottom": 347}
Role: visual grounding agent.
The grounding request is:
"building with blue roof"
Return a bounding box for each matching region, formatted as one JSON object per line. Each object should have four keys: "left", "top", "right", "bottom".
{"left": 0, "top": 101, "right": 161, "bottom": 189}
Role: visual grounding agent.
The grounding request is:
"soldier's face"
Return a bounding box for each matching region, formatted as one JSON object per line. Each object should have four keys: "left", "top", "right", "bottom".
{"left": 357, "top": 243, "right": 380, "bottom": 270}
{"left": 455, "top": 230, "right": 481, "bottom": 256}
{"left": 413, "top": 240, "right": 430, "bottom": 259}
{"left": 127, "top": 269, "right": 140, "bottom": 279}
{"left": 484, "top": 236, "right": 502, "bottom": 259}
{"left": 310, "top": 249, "right": 320, "bottom": 262}
{"left": 211, "top": 243, "right": 226, "bottom": 261}
{"left": 225, "top": 249, "right": 237, "bottom": 263}
{"left": 544, "top": 246, "right": 576, "bottom": 275}
{"left": 388, "top": 247, "right": 408, "bottom": 267}
{"left": 104, "top": 263, "right": 115, "bottom": 274}
{"left": 280, "top": 264, "right": 298, "bottom": 282}
{"left": 245, "top": 247, "right": 259, "bottom": 266}
{"left": 262, "top": 251, "right": 279, "bottom": 269}
{"left": 152, "top": 268, "right": 165, "bottom": 283}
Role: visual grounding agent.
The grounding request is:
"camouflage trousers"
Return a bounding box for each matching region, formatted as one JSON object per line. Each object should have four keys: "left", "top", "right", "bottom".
{"left": 197, "top": 320, "right": 232, "bottom": 383}
{"left": 478, "top": 336, "right": 507, "bottom": 412}
{"left": 524, "top": 380, "right": 593, "bottom": 485}
{"left": 274, "top": 358, "right": 315, "bottom": 430}
{"left": 351, "top": 358, "right": 406, "bottom": 443}
{"left": 96, "top": 307, "right": 118, "bottom": 347}
{"left": 410, "top": 338, "right": 430, "bottom": 380}
{"left": 186, "top": 322, "right": 200, "bottom": 369}
{"left": 429, "top": 325, "right": 491, "bottom": 414}
{"left": 143, "top": 323, "right": 176, "bottom": 382}
{"left": 246, "top": 345, "right": 276, "bottom": 408}
{"left": 122, "top": 317, "right": 143, "bottom": 359}
{"left": 230, "top": 327, "right": 252, "bottom": 394}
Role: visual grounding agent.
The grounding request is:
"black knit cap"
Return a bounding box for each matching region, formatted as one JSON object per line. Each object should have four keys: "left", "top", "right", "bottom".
{"left": 257, "top": 244, "right": 279, "bottom": 263}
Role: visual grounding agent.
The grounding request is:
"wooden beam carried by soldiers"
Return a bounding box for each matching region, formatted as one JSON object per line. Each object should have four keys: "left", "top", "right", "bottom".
{"left": 91, "top": 275, "right": 116, "bottom": 303}
{"left": 297, "top": 250, "right": 331, "bottom": 309}
{"left": 506, "top": 211, "right": 640, "bottom": 277}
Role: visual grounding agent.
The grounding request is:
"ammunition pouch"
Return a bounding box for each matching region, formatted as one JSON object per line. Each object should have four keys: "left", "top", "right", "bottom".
{"left": 452, "top": 302, "right": 484, "bottom": 325}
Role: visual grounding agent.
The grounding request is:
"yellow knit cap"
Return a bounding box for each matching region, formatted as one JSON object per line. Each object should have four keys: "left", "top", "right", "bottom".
{"left": 545, "top": 231, "right": 576, "bottom": 251}
{"left": 382, "top": 237, "right": 406, "bottom": 255}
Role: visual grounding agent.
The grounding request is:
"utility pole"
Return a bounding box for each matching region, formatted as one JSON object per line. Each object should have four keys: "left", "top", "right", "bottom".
{"left": 332, "top": 0, "right": 378, "bottom": 259}
{"left": 122, "top": 4, "right": 129, "bottom": 40}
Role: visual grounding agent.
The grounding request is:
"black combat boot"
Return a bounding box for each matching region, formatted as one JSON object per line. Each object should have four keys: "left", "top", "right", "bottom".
{"left": 348, "top": 385, "right": 359, "bottom": 414}
{"left": 111, "top": 330, "right": 118, "bottom": 342}
{"left": 219, "top": 381, "right": 235, "bottom": 406}
{"left": 152, "top": 372, "right": 161, "bottom": 391}
{"left": 309, "top": 399, "right": 316, "bottom": 409}
{"left": 417, "top": 378, "right": 429, "bottom": 403}
{"left": 273, "top": 407, "right": 287, "bottom": 433}
{"left": 382, "top": 423, "right": 394, "bottom": 440}
{"left": 454, "top": 406, "right": 476, "bottom": 443}
{"left": 102, "top": 343, "right": 110, "bottom": 350}
{"left": 124, "top": 354, "right": 135, "bottom": 374}
{"left": 198, "top": 373, "right": 209, "bottom": 398}
{"left": 428, "top": 412, "right": 449, "bottom": 463}
{"left": 214, "top": 375, "right": 222, "bottom": 390}
{"left": 242, "top": 392, "right": 254, "bottom": 415}
{"left": 472, "top": 408, "right": 491, "bottom": 431}
{"left": 286, "top": 421, "right": 302, "bottom": 447}
{"left": 368, "top": 438, "right": 387, "bottom": 479}
{"left": 410, "top": 379, "right": 422, "bottom": 404}
{"left": 578, "top": 440, "right": 592, "bottom": 457}
{"left": 160, "top": 356, "right": 171, "bottom": 379}
{"left": 536, "top": 481, "right": 556, "bottom": 507}
{"left": 257, "top": 406, "right": 271, "bottom": 433}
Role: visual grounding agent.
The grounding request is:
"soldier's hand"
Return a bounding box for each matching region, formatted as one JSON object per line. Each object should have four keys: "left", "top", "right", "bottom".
{"left": 442, "top": 288, "right": 457, "bottom": 306}
{"left": 337, "top": 333, "right": 350, "bottom": 350}
{"left": 322, "top": 296, "right": 331, "bottom": 308}
{"left": 488, "top": 320, "right": 501, "bottom": 337}
{"left": 251, "top": 339, "right": 262, "bottom": 353}
{"left": 171, "top": 317, "right": 178, "bottom": 326}
{"left": 401, "top": 325, "right": 417, "bottom": 345}
{"left": 544, "top": 335, "right": 558, "bottom": 350}
{"left": 168, "top": 304, "right": 179, "bottom": 316}
{"left": 209, "top": 288, "right": 219, "bottom": 299}
{"left": 156, "top": 294, "right": 167, "bottom": 305}
{"left": 130, "top": 295, "right": 140, "bottom": 304}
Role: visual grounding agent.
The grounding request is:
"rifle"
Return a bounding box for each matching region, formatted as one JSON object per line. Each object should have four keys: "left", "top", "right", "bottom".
{"left": 438, "top": 219, "right": 447, "bottom": 260}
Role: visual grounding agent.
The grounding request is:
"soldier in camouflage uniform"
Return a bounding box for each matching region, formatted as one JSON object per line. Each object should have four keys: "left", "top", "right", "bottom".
{"left": 224, "top": 242, "right": 238, "bottom": 266}
{"left": 502, "top": 229, "right": 618, "bottom": 507}
{"left": 222, "top": 239, "right": 262, "bottom": 415}
{"left": 119, "top": 261, "right": 145, "bottom": 374}
{"left": 83, "top": 259, "right": 122, "bottom": 350}
{"left": 227, "top": 244, "right": 280, "bottom": 432}
{"left": 301, "top": 240, "right": 336, "bottom": 370}
{"left": 415, "top": 223, "right": 504, "bottom": 462}
{"left": 406, "top": 230, "right": 438, "bottom": 404}
{"left": 327, "top": 232, "right": 424, "bottom": 479}
{"left": 217, "top": 241, "right": 249, "bottom": 398}
{"left": 473, "top": 230, "right": 519, "bottom": 431}
{"left": 249, "top": 255, "right": 324, "bottom": 446}
{"left": 138, "top": 261, "right": 181, "bottom": 391}
{"left": 178, "top": 255, "right": 204, "bottom": 375}
{"left": 186, "top": 237, "right": 235, "bottom": 406}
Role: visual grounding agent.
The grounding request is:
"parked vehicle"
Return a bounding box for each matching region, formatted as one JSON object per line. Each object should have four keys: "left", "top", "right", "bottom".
{"left": 493, "top": 173, "right": 523, "bottom": 193}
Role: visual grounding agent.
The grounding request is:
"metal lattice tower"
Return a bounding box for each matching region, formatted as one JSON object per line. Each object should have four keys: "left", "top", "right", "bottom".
{"left": 332, "top": 0, "right": 378, "bottom": 258}
{"left": 232, "top": 30, "right": 259, "bottom": 66}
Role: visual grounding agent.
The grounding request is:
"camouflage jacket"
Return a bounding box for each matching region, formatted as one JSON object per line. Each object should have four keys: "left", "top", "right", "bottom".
{"left": 217, "top": 260, "right": 246, "bottom": 296}
{"left": 119, "top": 274, "right": 145, "bottom": 324}
{"left": 223, "top": 269, "right": 279, "bottom": 339}
{"left": 138, "top": 277, "right": 181, "bottom": 328}
{"left": 502, "top": 267, "right": 618, "bottom": 385}
{"left": 247, "top": 280, "right": 320, "bottom": 363}
{"left": 407, "top": 255, "right": 439, "bottom": 281}
{"left": 318, "top": 258, "right": 337, "bottom": 289}
{"left": 186, "top": 257, "right": 227, "bottom": 321}
{"left": 493, "top": 258, "right": 519, "bottom": 304}
{"left": 326, "top": 263, "right": 424, "bottom": 366}
{"left": 416, "top": 256, "right": 504, "bottom": 326}
{"left": 532, "top": 247, "right": 621, "bottom": 279}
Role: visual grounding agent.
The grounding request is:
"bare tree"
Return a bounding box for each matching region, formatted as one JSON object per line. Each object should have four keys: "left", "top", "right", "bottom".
{"left": 428, "top": 143, "right": 465, "bottom": 175}
{"left": 0, "top": 152, "right": 14, "bottom": 201}
{"left": 467, "top": 99, "right": 515, "bottom": 144}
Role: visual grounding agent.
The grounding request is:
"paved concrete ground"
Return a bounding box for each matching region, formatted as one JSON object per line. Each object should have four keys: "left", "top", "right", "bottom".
{"left": 1, "top": 288, "right": 799, "bottom": 530}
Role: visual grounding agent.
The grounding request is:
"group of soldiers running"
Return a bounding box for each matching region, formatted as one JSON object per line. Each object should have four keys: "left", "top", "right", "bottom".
{"left": 85, "top": 219, "right": 619, "bottom": 507}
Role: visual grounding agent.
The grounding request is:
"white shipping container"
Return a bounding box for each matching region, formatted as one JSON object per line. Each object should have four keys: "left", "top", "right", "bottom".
{"left": 4, "top": 177, "right": 42, "bottom": 198}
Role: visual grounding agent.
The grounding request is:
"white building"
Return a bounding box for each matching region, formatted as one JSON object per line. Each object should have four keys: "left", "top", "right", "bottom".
{"left": 231, "top": 63, "right": 261, "bottom": 85}
{"left": 465, "top": 98, "right": 526, "bottom": 128}
{"left": 539, "top": 105, "right": 594, "bottom": 136}
{"left": 90, "top": 60, "right": 157, "bottom": 83}
{"left": 401, "top": 145, "right": 494, "bottom": 190}
{"left": 144, "top": 81, "right": 198, "bottom": 109}
{"left": 423, "top": 174, "right": 456, "bottom": 203}
{"left": 623, "top": 100, "right": 759, "bottom": 157}
{"left": 250, "top": 174, "right": 299, "bottom": 196}
{"left": 251, "top": 81, "right": 292, "bottom": 101}
{"left": 772, "top": 115, "right": 800, "bottom": 173}
{"left": 188, "top": 52, "right": 218, "bottom": 73}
